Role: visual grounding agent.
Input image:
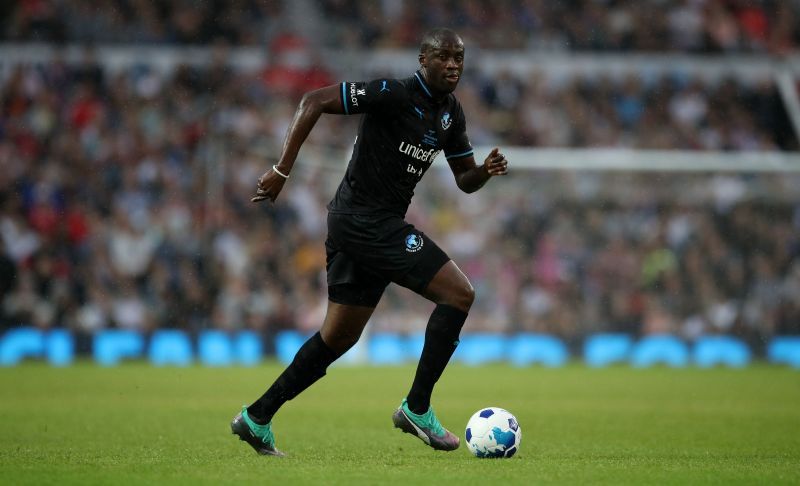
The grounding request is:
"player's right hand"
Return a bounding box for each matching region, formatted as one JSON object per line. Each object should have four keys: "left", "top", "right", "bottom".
{"left": 251, "top": 166, "right": 288, "bottom": 203}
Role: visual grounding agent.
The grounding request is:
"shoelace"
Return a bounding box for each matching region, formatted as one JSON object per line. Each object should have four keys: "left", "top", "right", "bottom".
{"left": 242, "top": 407, "right": 275, "bottom": 445}
{"left": 412, "top": 406, "right": 446, "bottom": 438}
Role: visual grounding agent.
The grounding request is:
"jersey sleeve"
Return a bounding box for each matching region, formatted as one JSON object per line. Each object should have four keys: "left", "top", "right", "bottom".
{"left": 339, "top": 79, "right": 407, "bottom": 115}
{"left": 444, "top": 103, "right": 474, "bottom": 161}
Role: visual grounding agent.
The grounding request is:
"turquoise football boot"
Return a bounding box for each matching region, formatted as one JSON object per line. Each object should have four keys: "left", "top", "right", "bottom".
{"left": 230, "top": 407, "right": 285, "bottom": 457}
{"left": 391, "top": 398, "right": 460, "bottom": 451}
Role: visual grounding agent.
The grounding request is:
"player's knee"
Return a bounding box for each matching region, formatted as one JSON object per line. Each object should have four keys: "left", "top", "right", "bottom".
{"left": 423, "top": 262, "right": 474, "bottom": 312}
{"left": 322, "top": 331, "right": 360, "bottom": 355}
{"left": 448, "top": 281, "right": 475, "bottom": 313}
{"left": 462, "top": 283, "right": 475, "bottom": 310}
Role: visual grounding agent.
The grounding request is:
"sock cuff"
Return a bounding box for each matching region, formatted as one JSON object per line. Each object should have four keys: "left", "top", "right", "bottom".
{"left": 402, "top": 398, "right": 430, "bottom": 417}
{"left": 310, "top": 331, "right": 342, "bottom": 361}
{"left": 432, "top": 304, "right": 468, "bottom": 325}
{"left": 242, "top": 406, "right": 271, "bottom": 431}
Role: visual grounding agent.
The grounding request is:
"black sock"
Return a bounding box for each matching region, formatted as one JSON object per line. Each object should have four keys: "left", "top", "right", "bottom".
{"left": 406, "top": 304, "right": 468, "bottom": 415}
{"left": 247, "top": 332, "right": 341, "bottom": 424}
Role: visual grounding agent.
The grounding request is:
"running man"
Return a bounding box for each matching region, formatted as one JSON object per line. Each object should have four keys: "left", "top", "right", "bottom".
{"left": 231, "top": 28, "right": 509, "bottom": 456}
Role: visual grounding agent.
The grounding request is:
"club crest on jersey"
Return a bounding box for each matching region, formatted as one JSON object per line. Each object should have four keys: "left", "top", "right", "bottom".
{"left": 441, "top": 112, "right": 452, "bottom": 130}
{"left": 405, "top": 234, "right": 424, "bottom": 252}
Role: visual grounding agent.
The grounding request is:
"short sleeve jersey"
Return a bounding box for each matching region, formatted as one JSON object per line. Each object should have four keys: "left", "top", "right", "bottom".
{"left": 328, "top": 71, "right": 474, "bottom": 217}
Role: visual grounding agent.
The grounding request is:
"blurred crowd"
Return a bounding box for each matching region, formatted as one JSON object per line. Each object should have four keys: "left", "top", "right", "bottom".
{"left": 1, "top": 53, "right": 799, "bottom": 354}
{"left": 458, "top": 70, "right": 794, "bottom": 151}
{"left": 3, "top": 0, "right": 799, "bottom": 54}
{"left": 318, "top": 0, "right": 800, "bottom": 54}
{"left": 1, "top": 0, "right": 799, "bottom": 354}
{"left": 381, "top": 168, "right": 800, "bottom": 353}
{"left": 1, "top": 0, "right": 286, "bottom": 45}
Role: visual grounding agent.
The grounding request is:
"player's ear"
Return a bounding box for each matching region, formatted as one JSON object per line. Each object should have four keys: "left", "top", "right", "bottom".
{"left": 418, "top": 52, "right": 426, "bottom": 66}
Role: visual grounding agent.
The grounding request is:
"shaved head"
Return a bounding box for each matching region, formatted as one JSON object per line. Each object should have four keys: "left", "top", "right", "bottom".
{"left": 420, "top": 28, "right": 463, "bottom": 54}
{"left": 418, "top": 28, "right": 465, "bottom": 95}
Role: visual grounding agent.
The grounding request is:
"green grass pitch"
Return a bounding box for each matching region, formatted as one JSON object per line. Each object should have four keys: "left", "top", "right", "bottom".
{"left": 1, "top": 363, "right": 798, "bottom": 485}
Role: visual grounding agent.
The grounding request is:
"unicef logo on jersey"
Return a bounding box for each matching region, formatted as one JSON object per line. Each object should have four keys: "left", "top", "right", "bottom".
{"left": 405, "top": 234, "right": 424, "bottom": 252}
{"left": 441, "top": 112, "right": 452, "bottom": 130}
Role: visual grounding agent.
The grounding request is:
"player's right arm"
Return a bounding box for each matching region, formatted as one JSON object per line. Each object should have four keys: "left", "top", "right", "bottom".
{"left": 252, "top": 80, "right": 406, "bottom": 203}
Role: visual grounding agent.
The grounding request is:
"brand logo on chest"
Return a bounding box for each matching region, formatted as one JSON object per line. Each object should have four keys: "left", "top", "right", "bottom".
{"left": 398, "top": 141, "right": 440, "bottom": 163}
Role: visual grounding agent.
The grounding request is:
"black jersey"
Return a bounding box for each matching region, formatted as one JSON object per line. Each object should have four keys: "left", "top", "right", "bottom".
{"left": 328, "top": 71, "right": 474, "bottom": 217}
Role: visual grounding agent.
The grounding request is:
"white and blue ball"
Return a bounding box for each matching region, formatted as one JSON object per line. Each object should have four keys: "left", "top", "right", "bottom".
{"left": 465, "top": 407, "right": 521, "bottom": 458}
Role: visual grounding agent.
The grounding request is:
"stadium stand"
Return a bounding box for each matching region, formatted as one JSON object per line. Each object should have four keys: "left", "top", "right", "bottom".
{"left": 0, "top": 1, "right": 799, "bottom": 366}
{"left": 3, "top": 1, "right": 798, "bottom": 54}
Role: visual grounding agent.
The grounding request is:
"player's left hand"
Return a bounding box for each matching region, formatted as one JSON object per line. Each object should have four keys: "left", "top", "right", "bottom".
{"left": 483, "top": 147, "right": 508, "bottom": 176}
{"left": 251, "top": 166, "right": 288, "bottom": 203}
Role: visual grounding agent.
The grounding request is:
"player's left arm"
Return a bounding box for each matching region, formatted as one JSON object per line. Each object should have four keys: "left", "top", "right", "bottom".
{"left": 444, "top": 105, "right": 508, "bottom": 193}
{"left": 447, "top": 148, "right": 508, "bottom": 194}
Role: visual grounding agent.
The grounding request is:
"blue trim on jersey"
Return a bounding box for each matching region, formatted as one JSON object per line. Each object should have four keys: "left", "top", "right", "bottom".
{"left": 341, "top": 83, "right": 349, "bottom": 115}
{"left": 414, "top": 72, "right": 433, "bottom": 98}
{"left": 446, "top": 149, "right": 474, "bottom": 160}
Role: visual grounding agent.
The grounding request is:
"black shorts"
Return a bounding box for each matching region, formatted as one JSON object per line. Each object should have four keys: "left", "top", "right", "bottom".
{"left": 325, "top": 212, "right": 450, "bottom": 307}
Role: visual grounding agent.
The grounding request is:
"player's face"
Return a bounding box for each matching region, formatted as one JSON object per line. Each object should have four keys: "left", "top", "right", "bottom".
{"left": 421, "top": 42, "right": 465, "bottom": 94}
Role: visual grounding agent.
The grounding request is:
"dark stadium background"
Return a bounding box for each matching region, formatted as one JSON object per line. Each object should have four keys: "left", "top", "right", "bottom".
{"left": 0, "top": 0, "right": 799, "bottom": 368}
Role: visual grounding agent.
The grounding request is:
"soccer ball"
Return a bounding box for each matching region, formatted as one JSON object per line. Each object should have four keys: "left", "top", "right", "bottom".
{"left": 465, "top": 407, "right": 521, "bottom": 458}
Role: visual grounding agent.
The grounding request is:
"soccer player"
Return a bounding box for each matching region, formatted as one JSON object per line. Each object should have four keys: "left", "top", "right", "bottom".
{"left": 231, "top": 28, "right": 509, "bottom": 456}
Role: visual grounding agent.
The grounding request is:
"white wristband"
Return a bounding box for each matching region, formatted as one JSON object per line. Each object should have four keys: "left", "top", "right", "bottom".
{"left": 272, "top": 164, "right": 290, "bottom": 179}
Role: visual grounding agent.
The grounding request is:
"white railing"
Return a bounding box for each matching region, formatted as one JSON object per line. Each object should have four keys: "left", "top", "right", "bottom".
{"left": 2, "top": 44, "right": 800, "bottom": 79}
{"left": 478, "top": 148, "right": 800, "bottom": 172}
{"left": 294, "top": 146, "right": 800, "bottom": 174}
